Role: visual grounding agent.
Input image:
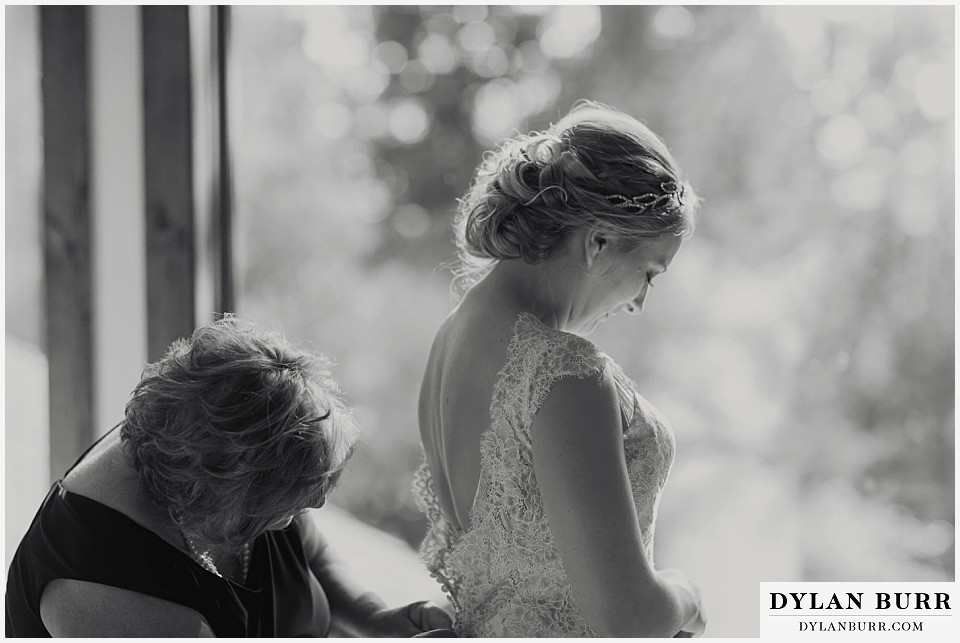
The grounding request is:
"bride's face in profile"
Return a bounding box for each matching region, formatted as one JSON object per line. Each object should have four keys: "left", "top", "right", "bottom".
{"left": 575, "top": 235, "right": 682, "bottom": 335}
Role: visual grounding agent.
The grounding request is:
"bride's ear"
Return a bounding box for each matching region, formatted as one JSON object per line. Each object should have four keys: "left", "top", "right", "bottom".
{"left": 582, "top": 230, "right": 610, "bottom": 272}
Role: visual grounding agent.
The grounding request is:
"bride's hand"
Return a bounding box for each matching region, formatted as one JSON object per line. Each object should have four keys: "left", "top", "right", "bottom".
{"left": 659, "top": 568, "right": 706, "bottom": 638}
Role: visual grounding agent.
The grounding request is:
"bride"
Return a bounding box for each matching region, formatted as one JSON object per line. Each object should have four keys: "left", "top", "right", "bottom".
{"left": 413, "top": 101, "right": 707, "bottom": 637}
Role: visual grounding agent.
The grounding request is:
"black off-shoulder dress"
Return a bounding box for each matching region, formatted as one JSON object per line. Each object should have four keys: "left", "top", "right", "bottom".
{"left": 5, "top": 443, "right": 331, "bottom": 637}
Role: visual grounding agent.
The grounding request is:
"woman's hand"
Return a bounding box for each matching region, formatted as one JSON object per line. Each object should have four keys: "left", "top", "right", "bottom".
{"left": 362, "top": 601, "right": 454, "bottom": 637}
{"left": 297, "top": 515, "right": 454, "bottom": 637}
{"left": 659, "top": 568, "right": 706, "bottom": 637}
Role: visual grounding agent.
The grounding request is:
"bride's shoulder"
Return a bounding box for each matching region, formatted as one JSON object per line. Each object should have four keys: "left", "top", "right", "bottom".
{"left": 513, "top": 312, "right": 606, "bottom": 377}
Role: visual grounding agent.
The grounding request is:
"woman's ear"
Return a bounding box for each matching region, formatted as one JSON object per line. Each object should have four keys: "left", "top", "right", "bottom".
{"left": 583, "top": 229, "right": 608, "bottom": 270}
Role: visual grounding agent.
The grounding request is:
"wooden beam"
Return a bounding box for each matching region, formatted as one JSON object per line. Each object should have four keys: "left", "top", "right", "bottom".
{"left": 142, "top": 6, "right": 196, "bottom": 361}
{"left": 40, "top": 6, "right": 96, "bottom": 480}
{"left": 190, "top": 5, "right": 235, "bottom": 322}
{"left": 215, "top": 5, "right": 235, "bottom": 314}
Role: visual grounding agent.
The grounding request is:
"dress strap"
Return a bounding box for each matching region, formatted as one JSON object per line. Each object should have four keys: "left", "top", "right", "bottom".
{"left": 491, "top": 313, "right": 607, "bottom": 450}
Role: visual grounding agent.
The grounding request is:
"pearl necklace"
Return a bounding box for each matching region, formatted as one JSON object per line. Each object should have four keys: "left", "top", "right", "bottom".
{"left": 181, "top": 529, "right": 251, "bottom": 583}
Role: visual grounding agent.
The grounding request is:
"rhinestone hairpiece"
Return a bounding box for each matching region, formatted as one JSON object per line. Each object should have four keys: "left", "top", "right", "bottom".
{"left": 607, "top": 181, "right": 684, "bottom": 213}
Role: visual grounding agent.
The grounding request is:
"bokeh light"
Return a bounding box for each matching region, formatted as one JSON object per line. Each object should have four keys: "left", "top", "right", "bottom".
{"left": 312, "top": 101, "right": 353, "bottom": 140}
{"left": 538, "top": 5, "right": 601, "bottom": 59}
{"left": 388, "top": 98, "right": 431, "bottom": 144}
{"left": 816, "top": 113, "right": 870, "bottom": 169}
{"left": 417, "top": 32, "right": 459, "bottom": 74}
{"left": 301, "top": 7, "right": 371, "bottom": 72}
{"left": 392, "top": 203, "right": 431, "bottom": 239}
{"left": 653, "top": 5, "right": 695, "bottom": 40}
{"left": 915, "top": 61, "right": 954, "bottom": 121}
{"left": 373, "top": 40, "right": 409, "bottom": 74}
{"left": 471, "top": 78, "right": 524, "bottom": 144}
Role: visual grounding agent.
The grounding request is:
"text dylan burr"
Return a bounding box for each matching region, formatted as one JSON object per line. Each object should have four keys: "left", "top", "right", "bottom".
{"left": 770, "top": 592, "right": 951, "bottom": 611}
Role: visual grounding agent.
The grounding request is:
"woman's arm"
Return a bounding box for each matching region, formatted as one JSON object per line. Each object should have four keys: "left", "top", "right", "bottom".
{"left": 297, "top": 512, "right": 453, "bottom": 637}
{"left": 40, "top": 579, "right": 215, "bottom": 637}
{"left": 531, "top": 369, "right": 704, "bottom": 637}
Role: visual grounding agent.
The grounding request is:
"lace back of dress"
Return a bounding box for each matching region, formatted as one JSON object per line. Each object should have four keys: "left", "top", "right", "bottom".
{"left": 414, "top": 315, "right": 609, "bottom": 636}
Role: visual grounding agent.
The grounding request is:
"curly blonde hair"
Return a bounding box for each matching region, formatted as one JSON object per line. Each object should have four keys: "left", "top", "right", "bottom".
{"left": 120, "top": 316, "right": 359, "bottom": 548}
{"left": 454, "top": 100, "right": 700, "bottom": 289}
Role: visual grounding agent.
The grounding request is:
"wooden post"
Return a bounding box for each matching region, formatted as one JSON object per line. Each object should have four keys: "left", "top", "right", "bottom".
{"left": 191, "top": 5, "right": 235, "bottom": 323}
{"left": 215, "top": 6, "right": 235, "bottom": 314}
{"left": 40, "top": 6, "right": 96, "bottom": 480}
{"left": 142, "top": 6, "right": 196, "bottom": 361}
{"left": 37, "top": 6, "right": 229, "bottom": 479}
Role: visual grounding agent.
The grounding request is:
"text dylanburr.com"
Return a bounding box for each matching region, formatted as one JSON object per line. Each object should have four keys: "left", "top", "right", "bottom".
{"left": 760, "top": 582, "right": 957, "bottom": 640}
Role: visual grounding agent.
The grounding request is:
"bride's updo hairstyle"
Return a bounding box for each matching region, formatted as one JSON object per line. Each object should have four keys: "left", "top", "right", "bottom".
{"left": 454, "top": 101, "right": 699, "bottom": 285}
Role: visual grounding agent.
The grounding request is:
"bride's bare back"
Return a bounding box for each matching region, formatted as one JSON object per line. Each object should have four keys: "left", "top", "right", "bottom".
{"left": 418, "top": 287, "right": 521, "bottom": 532}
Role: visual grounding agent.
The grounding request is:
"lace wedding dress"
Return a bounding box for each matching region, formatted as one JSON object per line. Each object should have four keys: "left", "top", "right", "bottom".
{"left": 413, "top": 312, "right": 677, "bottom": 637}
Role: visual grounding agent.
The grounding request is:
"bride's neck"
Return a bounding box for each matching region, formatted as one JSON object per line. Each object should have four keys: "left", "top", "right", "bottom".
{"left": 481, "top": 258, "right": 580, "bottom": 331}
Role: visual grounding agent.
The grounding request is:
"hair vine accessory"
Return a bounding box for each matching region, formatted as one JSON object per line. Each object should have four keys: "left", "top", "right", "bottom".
{"left": 607, "top": 181, "right": 685, "bottom": 213}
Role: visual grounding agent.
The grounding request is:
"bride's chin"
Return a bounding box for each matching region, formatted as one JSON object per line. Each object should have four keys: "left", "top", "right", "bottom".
{"left": 577, "top": 319, "right": 602, "bottom": 336}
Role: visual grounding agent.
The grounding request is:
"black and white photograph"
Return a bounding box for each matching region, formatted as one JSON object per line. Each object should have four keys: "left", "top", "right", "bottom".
{"left": 5, "top": 3, "right": 955, "bottom": 639}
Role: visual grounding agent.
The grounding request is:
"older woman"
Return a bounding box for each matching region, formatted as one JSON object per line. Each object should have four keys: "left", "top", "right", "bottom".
{"left": 413, "top": 102, "right": 707, "bottom": 637}
{"left": 6, "top": 316, "right": 452, "bottom": 637}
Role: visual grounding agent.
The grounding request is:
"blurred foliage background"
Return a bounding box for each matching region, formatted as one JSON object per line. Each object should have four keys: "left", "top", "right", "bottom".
{"left": 4, "top": 5, "right": 953, "bottom": 637}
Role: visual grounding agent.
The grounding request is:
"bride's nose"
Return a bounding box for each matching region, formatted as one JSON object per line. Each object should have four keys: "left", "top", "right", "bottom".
{"left": 625, "top": 293, "right": 645, "bottom": 316}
